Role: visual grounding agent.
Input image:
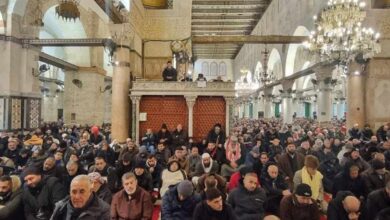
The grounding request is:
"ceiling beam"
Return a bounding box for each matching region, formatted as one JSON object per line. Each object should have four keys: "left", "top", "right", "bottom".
{"left": 192, "top": 21, "right": 256, "bottom": 26}
{"left": 192, "top": 26, "right": 251, "bottom": 31}
{"left": 192, "top": 15, "right": 260, "bottom": 20}
{"left": 193, "top": 1, "right": 267, "bottom": 6}
{"left": 192, "top": 35, "right": 308, "bottom": 44}
{"left": 192, "top": 8, "right": 263, "bottom": 13}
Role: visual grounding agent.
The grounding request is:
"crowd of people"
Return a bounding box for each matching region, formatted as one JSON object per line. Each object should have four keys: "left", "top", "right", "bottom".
{"left": 0, "top": 118, "right": 389, "bottom": 220}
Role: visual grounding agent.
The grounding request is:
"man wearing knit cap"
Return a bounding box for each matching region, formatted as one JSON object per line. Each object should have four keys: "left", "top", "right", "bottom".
{"left": 22, "top": 166, "right": 66, "bottom": 220}
{"left": 193, "top": 188, "right": 237, "bottom": 220}
{"left": 362, "top": 159, "right": 390, "bottom": 192}
{"left": 133, "top": 161, "right": 153, "bottom": 192}
{"left": 162, "top": 180, "right": 201, "bottom": 220}
{"left": 88, "top": 172, "right": 112, "bottom": 204}
{"left": 280, "top": 183, "right": 320, "bottom": 220}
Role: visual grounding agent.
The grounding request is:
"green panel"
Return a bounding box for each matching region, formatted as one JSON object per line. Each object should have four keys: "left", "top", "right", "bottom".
{"left": 249, "top": 103, "right": 254, "bottom": 118}
{"left": 304, "top": 102, "right": 311, "bottom": 118}
{"left": 275, "top": 103, "right": 280, "bottom": 118}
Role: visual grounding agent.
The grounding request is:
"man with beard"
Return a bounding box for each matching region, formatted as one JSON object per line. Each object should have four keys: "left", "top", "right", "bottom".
{"left": 169, "top": 146, "right": 190, "bottom": 174}
{"left": 22, "top": 166, "right": 66, "bottom": 220}
{"left": 111, "top": 172, "right": 153, "bottom": 220}
{"left": 116, "top": 153, "right": 133, "bottom": 185}
{"left": 118, "top": 138, "right": 139, "bottom": 163}
{"left": 156, "top": 123, "right": 172, "bottom": 146}
{"left": 191, "top": 153, "right": 219, "bottom": 185}
{"left": 145, "top": 155, "right": 163, "bottom": 193}
{"left": 362, "top": 136, "right": 380, "bottom": 161}
{"left": 207, "top": 124, "right": 226, "bottom": 148}
{"left": 89, "top": 156, "right": 119, "bottom": 193}
{"left": 133, "top": 161, "right": 153, "bottom": 192}
{"left": 193, "top": 188, "right": 237, "bottom": 220}
{"left": 278, "top": 143, "right": 304, "bottom": 189}
{"left": 280, "top": 183, "right": 320, "bottom": 220}
{"left": 63, "top": 161, "right": 87, "bottom": 192}
{"left": 50, "top": 175, "right": 110, "bottom": 220}
{"left": 78, "top": 138, "right": 94, "bottom": 169}
{"left": 228, "top": 171, "right": 266, "bottom": 220}
{"left": 171, "top": 124, "right": 188, "bottom": 150}
{"left": 42, "top": 157, "right": 65, "bottom": 182}
{"left": 2, "top": 138, "right": 20, "bottom": 165}
{"left": 0, "top": 175, "right": 24, "bottom": 220}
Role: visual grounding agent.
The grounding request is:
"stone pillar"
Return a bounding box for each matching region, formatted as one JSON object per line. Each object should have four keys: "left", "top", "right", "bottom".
{"left": 264, "top": 97, "right": 273, "bottom": 118}
{"left": 111, "top": 48, "right": 131, "bottom": 142}
{"left": 130, "top": 96, "right": 141, "bottom": 144}
{"left": 315, "top": 65, "right": 335, "bottom": 123}
{"left": 244, "top": 101, "right": 250, "bottom": 118}
{"left": 281, "top": 93, "right": 293, "bottom": 124}
{"left": 347, "top": 63, "right": 365, "bottom": 129}
{"left": 185, "top": 96, "right": 197, "bottom": 137}
{"left": 337, "top": 100, "right": 346, "bottom": 119}
{"left": 225, "top": 97, "right": 235, "bottom": 136}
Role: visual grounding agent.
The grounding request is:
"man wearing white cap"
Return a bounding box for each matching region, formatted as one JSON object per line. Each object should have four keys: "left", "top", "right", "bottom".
{"left": 191, "top": 153, "right": 220, "bottom": 185}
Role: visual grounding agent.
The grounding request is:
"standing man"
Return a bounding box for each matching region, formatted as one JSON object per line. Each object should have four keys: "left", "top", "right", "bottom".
{"left": 162, "top": 61, "right": 177, "bottom": 81}
{"left": 50, "top": 175, "right": 110, "bottom": 220}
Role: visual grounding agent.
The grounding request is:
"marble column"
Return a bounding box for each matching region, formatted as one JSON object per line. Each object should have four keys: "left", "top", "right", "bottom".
{"left": 185, "top": 96, "right": 197, "bottom": 137}
{"left": 337, "top": 100, "right": 346, "bottom": 119}
{"left": 317, "top": 82, "right": 333, "bottom": 122}
{"left": 347, "top": 63, "right": 365, "bottom": 129}
{"left": 282, "top": 93, "right": 293, "bottom": 124}
{"left": 245, "top": 101, "right": 250, "bottom": 118}
{"left": 264, "top": 97, "right": 273, "bottom": 118}
{"left": 111, "top": 48, "right": 131, "bottom": 143}
{"left": 225, "top": 97, "right": 235, "bottom": 136}
{"left": 130, "top": 96, "right": 141, "bottom": 144}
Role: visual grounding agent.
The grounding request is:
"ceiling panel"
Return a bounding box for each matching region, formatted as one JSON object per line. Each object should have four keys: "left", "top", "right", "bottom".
{"left": 191, "top": 0, "right": 272, "bottom": 59}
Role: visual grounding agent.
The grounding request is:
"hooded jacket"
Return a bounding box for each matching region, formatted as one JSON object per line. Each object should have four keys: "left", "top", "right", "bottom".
{"left": 327, "top": 191, "right": 359, "bottom": 220}
{"left": 0, "top": 175, "right": 24, "bottom": 220}
{"left": 333, "top": 162, "right": 366, "bottom": 198}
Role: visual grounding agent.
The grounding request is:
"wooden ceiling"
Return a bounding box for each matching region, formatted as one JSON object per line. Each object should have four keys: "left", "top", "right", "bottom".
{"left": 191, "top": 0, "right": 272, "bottom": 59}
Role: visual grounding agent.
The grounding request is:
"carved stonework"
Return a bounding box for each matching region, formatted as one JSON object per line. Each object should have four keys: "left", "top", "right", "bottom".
{"left": 131, "top": 81, "right": 236, "bottom": 97}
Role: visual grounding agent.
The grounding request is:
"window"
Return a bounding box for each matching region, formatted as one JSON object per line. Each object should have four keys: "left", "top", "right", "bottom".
{"left": 219, "top": 62, "right": 227, "bottom": 76}
{"left": 202, "top": 62, "right": 209, "bottom": 76}
{"left": 210, "top": 62, "right": 218, "bottom": 76}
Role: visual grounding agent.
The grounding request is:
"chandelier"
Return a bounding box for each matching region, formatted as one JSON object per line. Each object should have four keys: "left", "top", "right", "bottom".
{"left": 259, "top": 47, "right": 276, "bottom": 85}
{"left": 304, "top": 0, "right": 381, "bottom": 64}
{"left": 55, "top": 0, "right": 80, "bottom": 22}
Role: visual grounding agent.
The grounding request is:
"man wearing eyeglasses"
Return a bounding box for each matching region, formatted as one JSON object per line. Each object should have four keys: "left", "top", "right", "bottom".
{"left": 327, "top": 191, "right": 361, "bottom": 220}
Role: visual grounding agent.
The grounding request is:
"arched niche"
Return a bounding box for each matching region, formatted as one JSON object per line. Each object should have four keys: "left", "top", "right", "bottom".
{"left": 285, "top": 26, "right": 310, "bottom": 77}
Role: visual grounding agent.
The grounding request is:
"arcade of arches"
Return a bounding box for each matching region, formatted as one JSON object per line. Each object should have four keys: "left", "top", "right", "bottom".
{"left": 0, "top": 0, "right": 390, "bottom": 220}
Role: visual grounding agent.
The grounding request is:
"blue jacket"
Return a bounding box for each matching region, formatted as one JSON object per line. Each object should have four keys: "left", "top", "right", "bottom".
{"left": 161, "top": 184, "right": 201, "bottom": 220}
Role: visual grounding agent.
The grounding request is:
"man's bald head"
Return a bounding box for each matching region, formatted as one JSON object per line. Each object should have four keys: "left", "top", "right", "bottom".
{"left": 264, "top": 215, "right": 280, "bottom": 220}
{"left": 343, "top": 196, "right": 361, "bottom": 220}
{"left": 70, "top": 175, "right": 93, "bottom": 208}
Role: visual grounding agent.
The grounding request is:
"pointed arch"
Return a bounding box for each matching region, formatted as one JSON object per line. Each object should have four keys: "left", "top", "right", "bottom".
{"left": 285, "top": 26, "right": 310, "bottom": 77}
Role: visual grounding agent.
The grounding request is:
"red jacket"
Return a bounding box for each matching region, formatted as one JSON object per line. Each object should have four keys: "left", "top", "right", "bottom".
{"left": 227, "top": 172, "right": 260, "bottom": 192}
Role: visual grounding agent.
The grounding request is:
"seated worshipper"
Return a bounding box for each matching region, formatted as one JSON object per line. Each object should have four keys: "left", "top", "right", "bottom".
{"left": 297, "top": 139, "right": 314, "bottom": 156}
{"left": 228, "top": 165, "right": 259, "bottom": 192}
{"left": 196, "top": 173, "right": 227, "bottom": 201}
{"left": 365, "top": 180, "right": 390, "bottom": 219}
{"left": 195, "top": 73, "right": 207, "bottom": 81}
{"left": 145, "top": 155, "right": 163, "bottom": 193}
{"left": 361, "top": 159, "right": 390, "bottom": 192}
{"left": 188, "top": 145, "right": 201, "bottom": 176}
{"left": 312, "top": 139, "right": 338, "bottom": 163}
{"left": 160, "top": 159, "right": 187, "bottom": 197}
{"left": 110, "top": 172, "right": 153, "bottom": 220}
{"left": 118, "top": 138, "right": 139, "bottom": 163}
{"left": 268, "top": 138, "right": 284, "bottom": 162}
{"left": 162, "top": 61, "right": 177, "bottom": 81}
{"left": 141, "top": 128, "right": 157, "bottom": 154}
{"left": 89, "top": 156, "right": 119, "bottom": 193}
{"left": 280, "top": 183, "right": 321, "bottom": 220}
{"left": 0, "top": 175, "right": 24, "bottom": 220}
{"left": 96, "top": 140, "right": 116, "bottom": 166}
{"left": 319, "top": 157, "right": 341, "bottom": 194}
{"left": 221, "top": 136, "right": 245, "bottom": 180}
{"left": 116, "top": 152, "right": 134, "bottom": 185}
{"left": 228, "top": 169, "right": 266, "bottom": 220}
{"left": 252, "top": 152, "right": 270, "bottom": 179}
{"left": 53, "top": 150, "right": 65, "bottom": 167}
{"left": 156, "top": 123, "right": 172, "bottom": 146}
{"left": 22, "top": 166, "right": 66, "bottom": 220}
{"left": 42, "top": 156, "right": 65, "bottom": 182}
{"left": 261, "top": 163, "right": 291, "bottom": 215}
{"left": 206, "top": 123, "right": 226, "bottom": 148}
{"left": 327, "top": 191, "right": 361, "bottom": 220}
{"left": 340, "top": 147, "right": 371, "bottom": 172}
{"left": 293, "top": 155, "right": 325, "bottom": 210}
{"left": 193, "top": 188, "right": 237, "bottom": 220}
{"left": 77, "top": 138, "right": 95, "bottom": 170}
{"left": 333, "top": 162, "right": 367, "bottom": 199}
{"left": 278, "top": 143, "right": 305, "bottom": 189}
{"left": 132, "top": 161, "right": 153, "bottom": 192}
{"left": 89, "top": 126, "right": 104, "bottom": 145}
{"left": 88, "top": 172, "right": 113, "bottom": 204}
{"left": 190, "top": 153, "right": 219, "bottom": 185}
{"left": 245, "top": 138, "right": 264, "bottom": 166}
{"left": 63, "top": 160, "right": 87, "bottom": 192}
{"left": 171, "top": 124, "right": 188, "bottom": 149}
{"left": 169, "top": 146, "right": 190, "bottom": 174}
{"left": 161, "top": 180, "right": 201, "bottom": 220}
{"left": 155, "top": 140, "right": 171, "bottom": 168}
{"left": 51, "top": 175, "right": 110, "bottom": 220}
{"left": 204, "top": 141, "right": 227, "bottom": 168}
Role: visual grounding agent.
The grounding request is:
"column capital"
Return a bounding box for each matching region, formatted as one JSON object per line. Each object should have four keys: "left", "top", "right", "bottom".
{"left": 130, "top": 95, "right": 141, "bottom": 103}
{"left": 224, "top": 96, "right": 235, "bottom": 105}
{"left": 109, "top": 23, "right": 133, "bottom": 47}
{"left": 314, "top": 64, "right": 336, "bottom": 81}
{"left": 185, "top": 96, "right": 197, "bottom": 108}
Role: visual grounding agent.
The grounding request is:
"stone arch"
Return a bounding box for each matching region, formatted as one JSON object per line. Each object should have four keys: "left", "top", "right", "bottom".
{"left": 302, "top": 74, "right": 315, "bottom": 90}
{"left": 285, "top": 26, "right": 310, "bottom": 77}
{"left": 0, "top": 10, "right": 4, "bottom": 34}
{"left": 268, "top": 48, "right": 283, "bottom": 80}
